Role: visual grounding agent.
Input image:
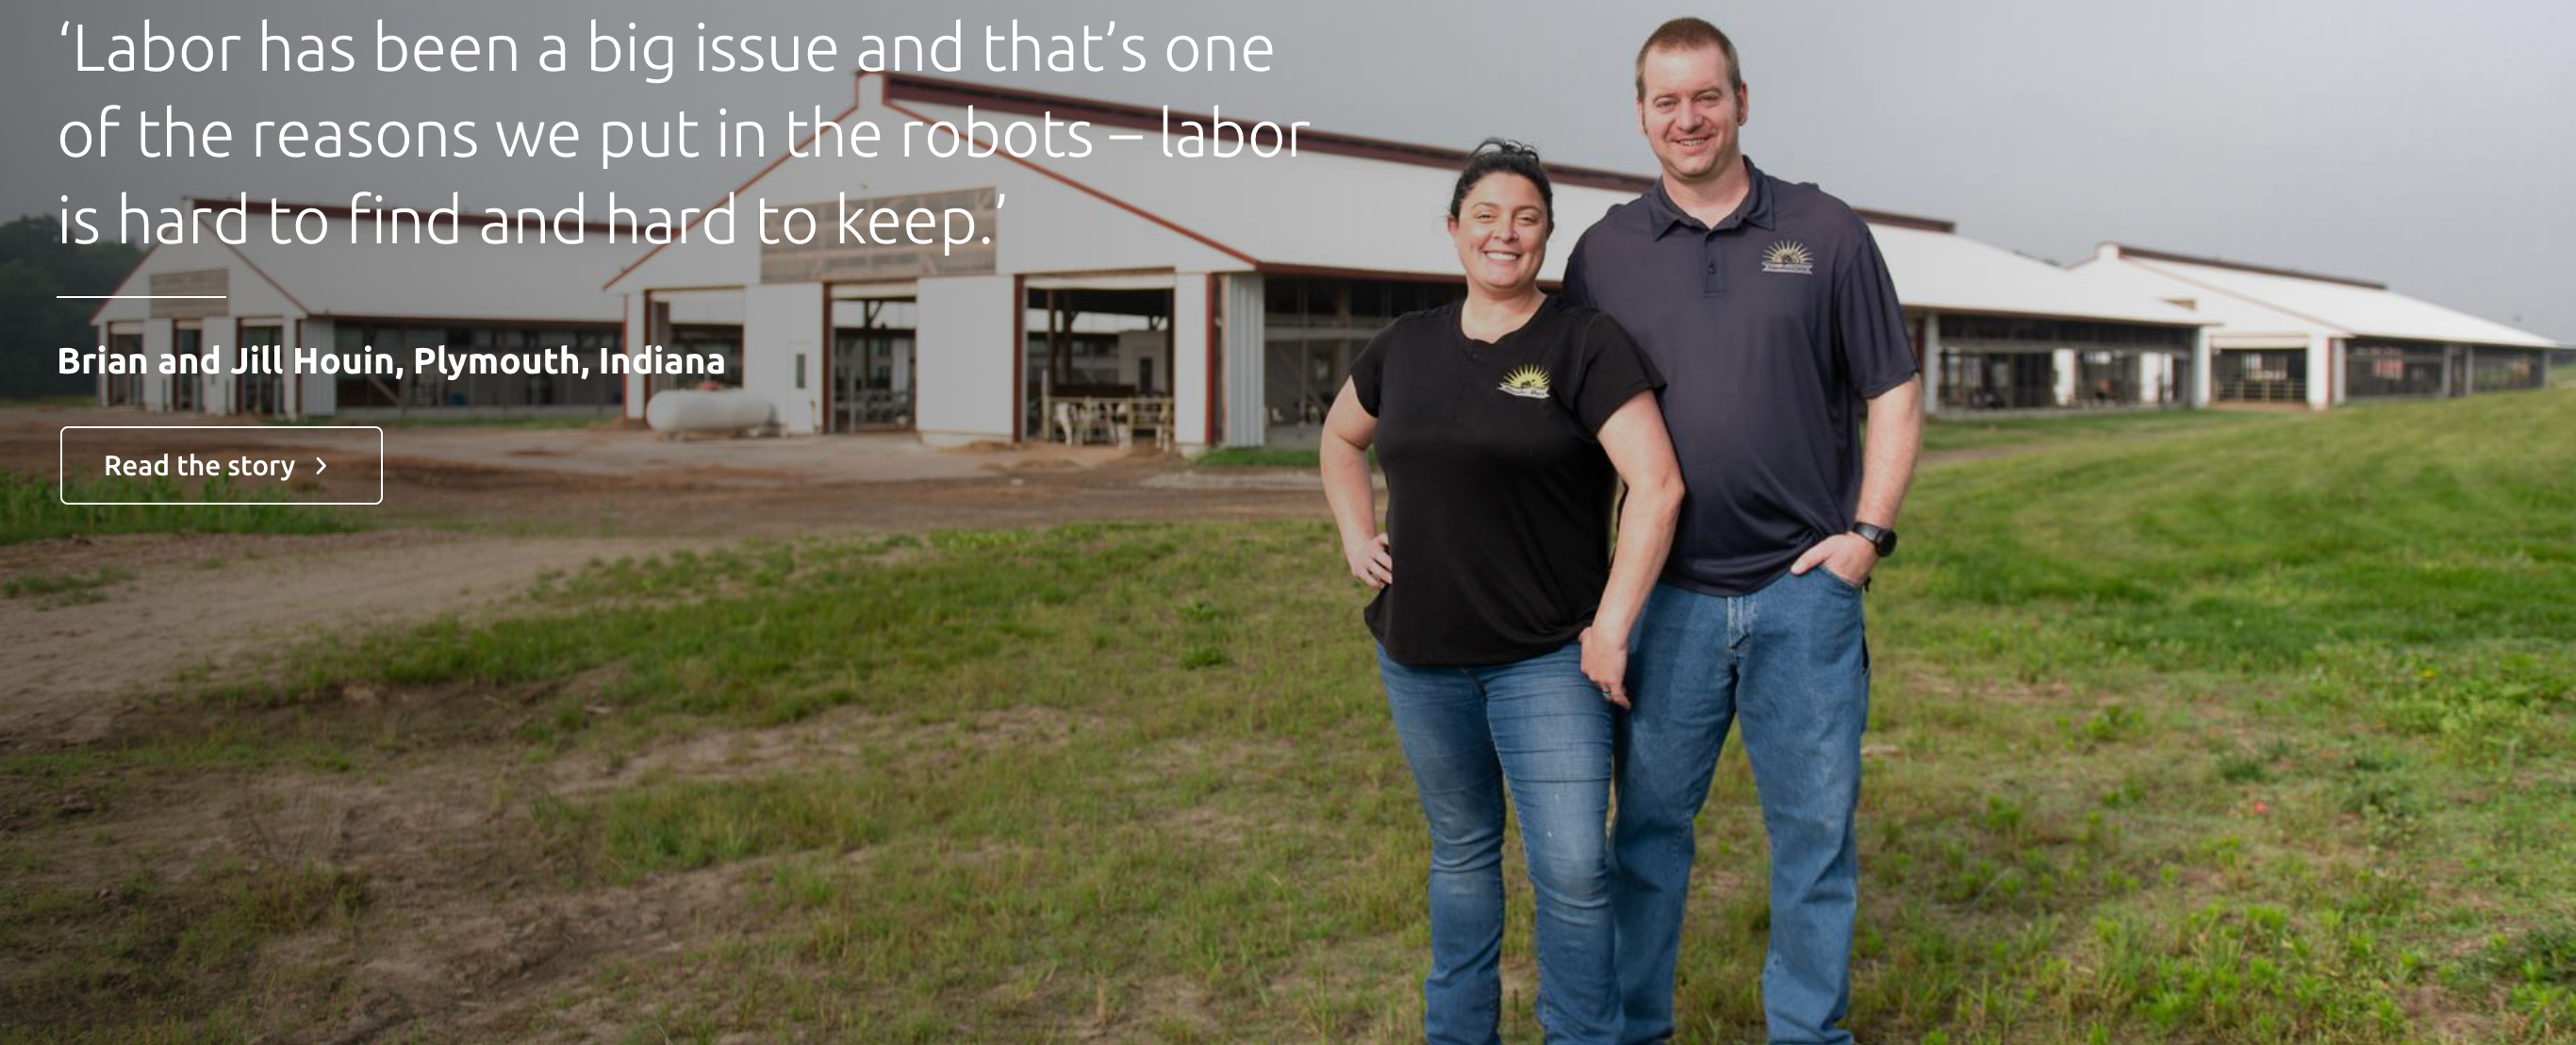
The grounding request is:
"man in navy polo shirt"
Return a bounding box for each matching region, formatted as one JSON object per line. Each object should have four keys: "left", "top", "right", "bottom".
{"left": 1563, "top": 17, "right": 1924, "bottom": 1045}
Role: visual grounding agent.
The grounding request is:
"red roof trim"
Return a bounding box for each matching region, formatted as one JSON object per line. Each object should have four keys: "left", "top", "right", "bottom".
{"left": 203, "top": 210, "right": 312, "bottom": 316}
{"left": 880, "top": 98, "right": 1259, "bottom": 268}
{"left": 84, "top": 242, "right": 160, "bottom": 327}
{"left": 603, "top": 99, "right": 864, "bottom": 291}
{"left": 877, "top": 72, "right": 1957, "bottom": 233}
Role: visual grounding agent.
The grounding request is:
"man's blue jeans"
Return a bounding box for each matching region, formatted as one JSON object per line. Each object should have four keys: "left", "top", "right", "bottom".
{"left": 1610, "top": 570, "right": 1870, "bottom": 1045}
{"left": 1378, "top": 641, "right": 1619, "bottom": 1045}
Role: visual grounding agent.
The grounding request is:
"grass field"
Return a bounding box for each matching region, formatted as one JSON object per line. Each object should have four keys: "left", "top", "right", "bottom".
{"left": 3, "top": 389, "right": 2571, "bottom": 1042}
{"left": 1205, "top": 408, "right": 2279, "bottom": 467}
{"left": 1193, "top": 446, "right": 1327, "bottom": 468}
{"left": 0, "top": 471, "right": 366, "bottom": 545}
{"left": 1915, "top": 407, "right": 2274, "bottom": 455}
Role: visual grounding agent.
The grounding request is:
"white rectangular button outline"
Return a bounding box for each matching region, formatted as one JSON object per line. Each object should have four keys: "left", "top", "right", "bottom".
{"left": 58, "top": 425, "right": 387, "bottom": 506}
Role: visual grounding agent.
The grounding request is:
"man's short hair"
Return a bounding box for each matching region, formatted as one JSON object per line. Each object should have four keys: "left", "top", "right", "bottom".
{"left": 1634, "top": 17, "right": 1742, "bottom": 99}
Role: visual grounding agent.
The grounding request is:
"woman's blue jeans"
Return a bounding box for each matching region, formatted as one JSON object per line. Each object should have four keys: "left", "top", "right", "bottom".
{"left": 1378, "top": 640, "right": 1619, "bottom": 1045}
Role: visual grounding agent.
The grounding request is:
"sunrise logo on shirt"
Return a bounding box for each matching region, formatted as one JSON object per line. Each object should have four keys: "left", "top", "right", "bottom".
{"left": 1497, "top": 365, "right": 1553, "bottom": 399}
{"left": 1761, "top": 241, "right": 1817, "bottom": 274}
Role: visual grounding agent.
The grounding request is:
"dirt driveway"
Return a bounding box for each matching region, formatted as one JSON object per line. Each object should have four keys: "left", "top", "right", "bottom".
{"left": 0, "top": 407, "right": 1346, "bottom": 745}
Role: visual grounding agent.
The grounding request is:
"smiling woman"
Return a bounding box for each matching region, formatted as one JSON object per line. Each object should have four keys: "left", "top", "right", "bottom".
{"left": 1316, "top": 138, "right": 1682, "bottom": 1045}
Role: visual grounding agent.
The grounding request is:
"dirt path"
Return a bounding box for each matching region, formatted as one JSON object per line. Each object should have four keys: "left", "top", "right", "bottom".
{"left": 0, "top": 407, "right": 1350, "bottom": 745}
{"left": 0, "top": 530, "right": 698, "bottom": 747}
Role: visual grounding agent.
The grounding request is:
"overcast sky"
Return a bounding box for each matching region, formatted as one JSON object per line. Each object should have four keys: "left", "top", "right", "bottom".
{"left": 7, "top": 0, "right": 2568, "bottom": 341}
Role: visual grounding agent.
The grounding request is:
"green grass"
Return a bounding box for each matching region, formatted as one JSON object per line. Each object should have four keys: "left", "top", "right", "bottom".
{"left": 1918, "top": 407, "right": 2277, "bottom": 455}
{"left": 6, "top": 389, "right": 2574, "bottom": 1042}
{"left": 1193, "top": 446, "right": 1323, "bottom": 468}
{"left": 1206, "top": 409, "right": 2262, "bottom": 466}
{"left": 0, "top": 862, "right": 366, "bottom": 1038}
{"left": 0, "top": 469, "right": 366, "bottom": 545}
{"left": 0, "top": 395, "right": 96, "bottom": 409}
{"left": 2, "top": 566, "right": 127, "bottom": 606}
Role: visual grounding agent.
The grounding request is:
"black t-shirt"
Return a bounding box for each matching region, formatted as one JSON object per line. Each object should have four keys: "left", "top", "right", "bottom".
{"left": 1349, "top": 295, "right": 1664, "bottom": 667}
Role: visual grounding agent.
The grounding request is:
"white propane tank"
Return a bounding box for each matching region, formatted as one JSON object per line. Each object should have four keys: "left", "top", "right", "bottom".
{"left": 645, "top": 388, "right": 774, "bottom": 437}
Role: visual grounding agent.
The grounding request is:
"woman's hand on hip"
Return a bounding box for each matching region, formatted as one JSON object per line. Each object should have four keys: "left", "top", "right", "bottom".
{"left": 1344, "top": 532, "right": 1393, "bottom": 589}
{"left": 1579, "top": 625, "right": 1630, "bottom": 709}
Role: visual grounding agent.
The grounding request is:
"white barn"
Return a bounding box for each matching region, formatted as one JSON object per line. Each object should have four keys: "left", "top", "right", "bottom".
{"left": 606, "top": 73, "right": 2217, "bottom": 450}
{"left": 88, "top": 201, "right": 639, "bottom": 420}
{"left": 2066, "top": 243, "right": 2555, "bottom": 407}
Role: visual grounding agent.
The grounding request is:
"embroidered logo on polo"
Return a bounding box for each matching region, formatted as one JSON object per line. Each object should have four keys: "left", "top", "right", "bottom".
{"left": 1496, "top": 365, "right": 1552, "bottom": 399}
{"left": 1760, "top": 241, "right": 1816, "bottom": 275}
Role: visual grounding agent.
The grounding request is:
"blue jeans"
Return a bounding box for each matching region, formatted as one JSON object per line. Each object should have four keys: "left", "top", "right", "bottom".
{"left": 1379, "top": 641, "right": 1619, "bottom": 1045}
{"left": 1610, "top": 570, "right": 1870, "bottom": 1045}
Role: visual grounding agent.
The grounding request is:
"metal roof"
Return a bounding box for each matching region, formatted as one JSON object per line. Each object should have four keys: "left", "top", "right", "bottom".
{"left": 2075, "top": 244, "right": 2555, "bottom": 349}
{"left": 93, "top": 202, "right": 636, "bottom": 326}
{"left": 883, "top": 96, "right": 2203, "bottom": 327}
{"left": 610, "top": 75, "right": 2204, "bottom": 329}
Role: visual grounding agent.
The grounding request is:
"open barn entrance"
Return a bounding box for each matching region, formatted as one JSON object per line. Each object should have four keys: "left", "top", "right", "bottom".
{"left": 1023, "top": 276, "right": 1177, "bottom": 449}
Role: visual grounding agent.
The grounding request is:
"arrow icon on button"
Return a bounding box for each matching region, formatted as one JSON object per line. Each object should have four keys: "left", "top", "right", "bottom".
{"left": 316, "top": 457, "right": 327, "bottom": 474}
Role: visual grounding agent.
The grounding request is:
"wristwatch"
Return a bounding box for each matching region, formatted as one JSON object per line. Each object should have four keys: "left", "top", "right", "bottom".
{"left": 1852, "top": 522, "right": 1898, "bottom": 557}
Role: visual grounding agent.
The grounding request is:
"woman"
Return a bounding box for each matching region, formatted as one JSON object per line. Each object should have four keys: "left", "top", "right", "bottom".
{"left": 1320, "top": 140, "right": 1683, "bottom": 1045}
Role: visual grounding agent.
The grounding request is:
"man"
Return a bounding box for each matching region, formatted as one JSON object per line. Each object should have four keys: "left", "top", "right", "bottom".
{"left": 1563, "top": 17, "right": 1924, "bottom": 1045}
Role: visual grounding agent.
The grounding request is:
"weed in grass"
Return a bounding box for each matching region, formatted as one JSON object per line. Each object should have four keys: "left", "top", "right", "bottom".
{"left": 2072, "top": 702, "right": 2143, "bottom": 745}
{"left": 2215, "top": 748, "right": 2271, "bottom": 784}
{"left": 2098, "top": 779, "right": 2144, "bottom": 809}
{"left": 1981, "top": 795, "right": 2028, "bottom": 841}
{"left": 1, "top": 565, "right": 126, "bottom": 606}
{"left": 2487, "top": 924, "right": 2576, "bottom": 987}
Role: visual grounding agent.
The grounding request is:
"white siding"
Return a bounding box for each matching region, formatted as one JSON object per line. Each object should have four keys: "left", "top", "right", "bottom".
{"left": 914, "top": 275, "right": 1017, "bottom": 446}
{"left": 744, "top": 283, "right": 825, "bottom": 434}
{"left": 1222, "top": 273, "right": 1265, "bottom": 448}
{"left": 1171, "top": 276, "right": 1211, "bottom": 450}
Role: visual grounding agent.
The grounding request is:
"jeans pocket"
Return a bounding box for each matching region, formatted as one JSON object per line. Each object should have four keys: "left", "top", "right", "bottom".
{"left": 1818, "top": 565, "right": 1866, "bottom": 594}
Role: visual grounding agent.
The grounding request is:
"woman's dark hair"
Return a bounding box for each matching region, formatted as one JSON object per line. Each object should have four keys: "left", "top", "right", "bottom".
{"left": 1448, "top": 138, "right": 1553, "bottom": 225}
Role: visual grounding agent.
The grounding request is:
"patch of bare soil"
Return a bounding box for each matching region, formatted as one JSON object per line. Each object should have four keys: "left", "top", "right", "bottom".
{"left": 546, "top": 703, "right": 1098, "bottom": 802}
{"left": 0, "top": 529, "right": 698, "bottom": 747}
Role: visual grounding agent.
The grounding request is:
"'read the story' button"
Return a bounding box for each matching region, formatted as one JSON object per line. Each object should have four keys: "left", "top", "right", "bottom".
{"left": 57, "top": 425, "right": 385, "bottom": 506}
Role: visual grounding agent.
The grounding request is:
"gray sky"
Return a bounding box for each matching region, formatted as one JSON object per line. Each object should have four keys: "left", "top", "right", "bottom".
{"left": 7, "top": 0, "right": 2569, "bottom": 341}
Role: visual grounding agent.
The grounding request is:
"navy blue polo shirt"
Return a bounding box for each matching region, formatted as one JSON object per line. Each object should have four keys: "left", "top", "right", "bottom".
{"left": 1564, "top": 157, "right": 1916, "bottom": 596}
